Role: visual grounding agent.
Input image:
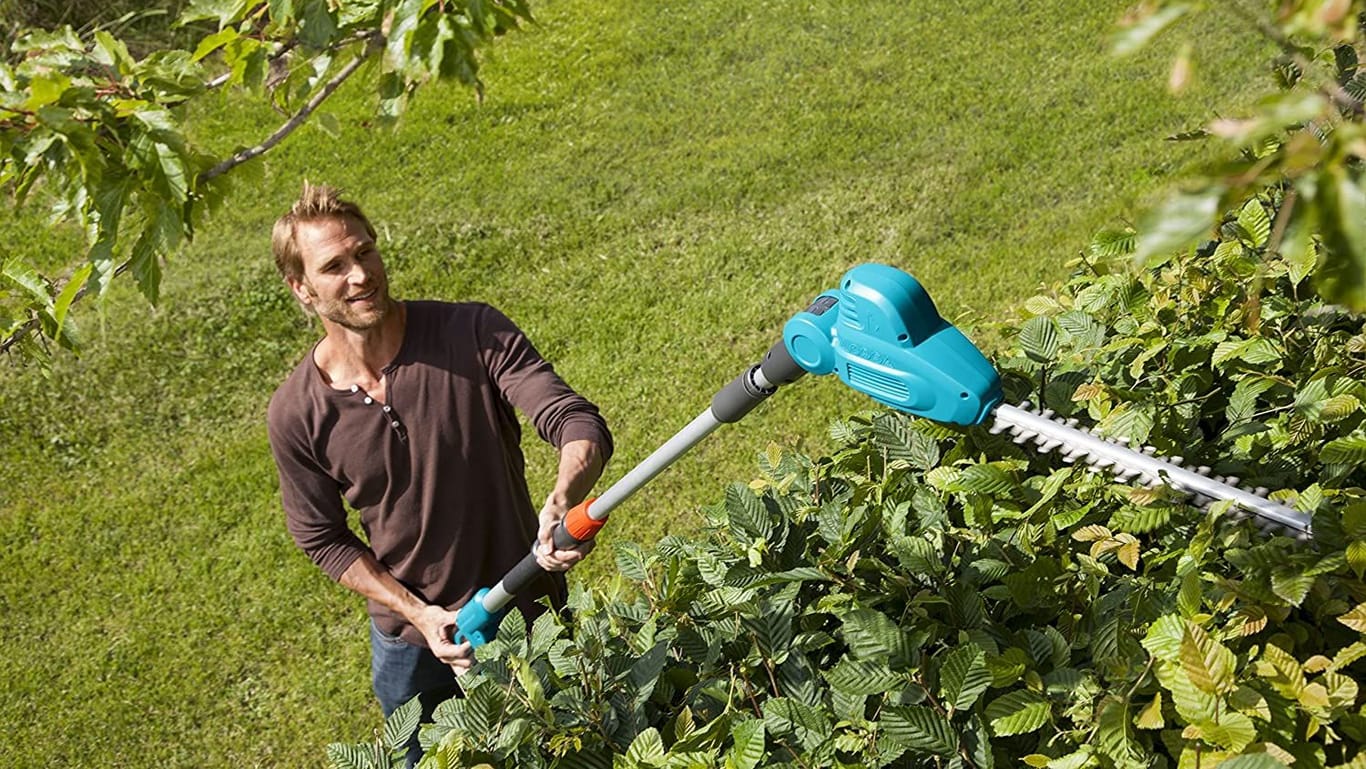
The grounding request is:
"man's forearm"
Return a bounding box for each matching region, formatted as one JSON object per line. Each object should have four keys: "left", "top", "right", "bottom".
{"left": 547, "top": 438, "right": 606, "bottom": 508}
{"left": 337, "top": 551, "right": 429, "bottom": 623}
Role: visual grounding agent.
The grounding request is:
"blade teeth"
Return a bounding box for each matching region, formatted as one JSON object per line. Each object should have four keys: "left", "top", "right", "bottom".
{"left": 1254, "top": 487, "right": 1270, "bottom": 498}
{"left": 1168, "top": 456, "right": 1184, "bottom": 466}
{"left": 1141, "top": 445, "right": 1157, "bottom": 455}
{"left": 1040, "top": 409, "right": 1055, "bottom": 419}
{"left": 1196, "top": 466, "right": 1211, "bottom": 476}
{"left": 1225, "top": 476, "right": 1240, "bottom": 486}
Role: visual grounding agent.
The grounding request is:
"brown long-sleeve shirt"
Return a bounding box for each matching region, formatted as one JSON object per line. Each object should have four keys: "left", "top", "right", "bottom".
{"left": 266, "top": 301, "right": 613, "bottom": 646}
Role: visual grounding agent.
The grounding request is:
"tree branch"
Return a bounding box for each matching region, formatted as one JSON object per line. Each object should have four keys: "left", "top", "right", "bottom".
{"left": 3, "top": 33, "right": 386, "bottom": 359}
{"left": 1224, "top": 0, "right": 1363, "bottom": 115}
{"left": 200, "top": 33, "right": 380, "bottom": 181}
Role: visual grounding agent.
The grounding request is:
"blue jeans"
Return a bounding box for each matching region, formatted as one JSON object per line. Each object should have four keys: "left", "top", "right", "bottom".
{"left": 370, "top": 621, "right": 461, "bottom": 768}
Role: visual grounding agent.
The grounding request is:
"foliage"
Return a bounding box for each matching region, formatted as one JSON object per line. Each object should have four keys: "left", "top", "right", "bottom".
{"left": 0, "top": 0, "right": 531, "bottom": 359}
{"left": 0, "top": 3, "right": 1275, "bottom": 763}
{"left": 0, "top": 0, "right": 195, "bottom": 54}
{"left": 1113, "top": 2, "right": 1366, "bottom": 311}
{"left": 331, "top": 196, "right": 1366, "bottom": 768}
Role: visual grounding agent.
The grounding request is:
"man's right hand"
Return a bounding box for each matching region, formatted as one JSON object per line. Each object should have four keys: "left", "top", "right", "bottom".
{"left": 337, "top": 555, "right": 477, "bottom": 674}
{"left": 411, "top": 604, "right": 474, "bottom": 675}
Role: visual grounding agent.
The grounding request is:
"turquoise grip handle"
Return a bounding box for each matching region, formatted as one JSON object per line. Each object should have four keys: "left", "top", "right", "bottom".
{"left": 453, "top": 588, "right": 506, "bottom": 648}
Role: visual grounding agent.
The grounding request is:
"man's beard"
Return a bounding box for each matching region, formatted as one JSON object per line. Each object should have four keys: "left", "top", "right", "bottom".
{"left": 310, "top": 286, "right": 392, "bottom": 330}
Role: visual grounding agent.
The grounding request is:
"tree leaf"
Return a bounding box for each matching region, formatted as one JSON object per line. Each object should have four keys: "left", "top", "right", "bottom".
{"left": 1321, "top": 435, "right": 1366, "bottom": 465}
{"left": 880, "top": 705, "right": 957, "bottom": 756}
{"left": 1316, "top": 168, "right": 1366, "bottom": 311}
{"left": 1116, "top": 539, "right": 1140, "bottom": 570}
{"left": 984, "top": 690, "right": 1051, "bottom": 736}
{"left": 952, "top": 463, "right": 1018, "bottom": 498}
{"left": 762, "top": 697, "right": 831, "bottom": 752}
{"left": 1135, "top": 693, "right": 1164, "bottom": 729}
{"left": 872, "top": 413, "right": 939, "bottom": 470}
{"left": 1226, "top": 376, "right": 1277, "bottom": 424}
{"left": 1090, "top": 227, "right": 1137, "bottom": 259}
{"left": 1280, "top": 203, "right": 1317, "bottom": 285}
{"left": 841, "top": 608, "right": 907, "bottom": 662}
{"left": 1096, "top": 696, "right": 1143, "bottom": 766}
{"left": 298, "top": 0, "right": 340, "bottom": 49}
{"left": 1112, "top": 3, "right": 1191, "bottom": 56}
{"left": 382, "top": 696, "right": 422, "bottom": 752}
{"left": 938, "top": 644, "right": 991, "bottom": 712}
{"left": 1331, "top": 640, "right": 1366, "bottom": 671}
{"left": 626, "top": 728, "right": 666, "bottom": 766}
{"left": 725, "top": 483, "right": 774, "bottom": 541}
{"left": 1339, "top": 602, "right": 1366, "bottom": 633}
{"left": 1236, "top": 198, "right": 1272, "bottom": 247}
{"left": 824, "top": 657, "right": 903, "bottom": 695}
{"left": 1099, "top": 405, "right": 1154, "bottom": 445}
{"left": 725, "top": 719, "right": 765, "bottom": 769}
{"left": 1141, "top": 617, "right": 1185, "bottom": 663}
{"left": 1179, "top": 622, "right": 1236, "bottom": 695}
{"left": 614, "top": 542, "right": 651, "bottom": 581}
{"left": 1270, "top": 570, "right": 1315, "bottom": 606}
{"left": 1254, "top": 643, "right": 1307, "bottom": 700}
{"left": 1, "top": 258, "right": 52, "bottom": 306}
{"left": 1134, "top": 185, "right": 1224, "bottom": 265}
{"left": 192, "top": 27, "right": 240, "bottom": 61}
{"left": 1155, "top": 660, "right": 1219, "bottom": 721}
{"left": 1018, "top": 316, "right": 1060, "bottom": 363}
{"left": 325, "top": 742, "right": 379, "bottom": 769}
{"left": 743, "top": 601, "right": 793, "bottom": 664}
{"left": 1194, "top": 710, "right": 1256, "bottom": 751}
{"left": 1213, "top": 754, "right": 1291, "bottom": 769}
{"left": 179, "top": 0, "right": 252, "bottom": 29}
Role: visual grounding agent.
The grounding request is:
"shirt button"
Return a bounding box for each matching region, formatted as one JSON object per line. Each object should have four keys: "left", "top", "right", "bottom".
{"left": 391, "top": 421, "right": 401, "bottom": 429}
{"left": 349, "top": 384, "right": 359, "bottom": 393}
{"left": 383, "top": 406, "right": 392, "bottom": 413}
{"left": 363, "top": 397, "right": 373, "bottom": 405}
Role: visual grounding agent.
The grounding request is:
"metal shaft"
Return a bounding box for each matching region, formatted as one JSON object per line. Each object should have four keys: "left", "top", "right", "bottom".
{"left": 990, "top": 403, "right": 1312, "bottom": 537}
{"left": 472, "top": 345, "right": 805, "bottom": 622}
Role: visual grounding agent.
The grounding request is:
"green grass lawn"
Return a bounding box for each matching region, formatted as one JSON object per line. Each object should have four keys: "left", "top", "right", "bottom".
{"left": 0, "top": 1, "right": 1274, "bottom": 765}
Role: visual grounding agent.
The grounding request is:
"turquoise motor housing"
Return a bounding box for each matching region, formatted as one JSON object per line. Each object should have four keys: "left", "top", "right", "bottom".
{"left": 782, "top": 264, "right": 1002, "bottom": 426}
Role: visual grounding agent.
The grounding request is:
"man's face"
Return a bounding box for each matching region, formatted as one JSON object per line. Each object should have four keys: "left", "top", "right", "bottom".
{"left": 288, "top": 216, "right": 392, "bottom": 331}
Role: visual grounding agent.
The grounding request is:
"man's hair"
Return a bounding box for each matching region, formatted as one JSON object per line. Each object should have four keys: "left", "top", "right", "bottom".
{"left": 271, "top": 182, "right": 378, "bottom": 282}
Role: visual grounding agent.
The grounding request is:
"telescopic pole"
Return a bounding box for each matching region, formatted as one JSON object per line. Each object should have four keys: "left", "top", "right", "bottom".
{"left": 453, "top": 340, "right": 808, "bottom": 646}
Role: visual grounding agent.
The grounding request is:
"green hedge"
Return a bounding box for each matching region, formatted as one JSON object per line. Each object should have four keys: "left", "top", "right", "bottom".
{"left": 330, "top": 191, "right": 1366, "bottom": 769}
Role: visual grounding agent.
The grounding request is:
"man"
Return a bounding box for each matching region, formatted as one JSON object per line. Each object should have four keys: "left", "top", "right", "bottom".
{"left": 265, "top": 183, "right": 611, "bottom": 759}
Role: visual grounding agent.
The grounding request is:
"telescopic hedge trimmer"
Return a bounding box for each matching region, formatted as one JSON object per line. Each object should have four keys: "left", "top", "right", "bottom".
{"left": 453, "top": 263, "right": 1312, "bottom": 647}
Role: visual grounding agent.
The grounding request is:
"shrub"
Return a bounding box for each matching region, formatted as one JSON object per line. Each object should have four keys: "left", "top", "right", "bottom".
{"left": 332, "top": 191, "right": 1366, "bottom": 769}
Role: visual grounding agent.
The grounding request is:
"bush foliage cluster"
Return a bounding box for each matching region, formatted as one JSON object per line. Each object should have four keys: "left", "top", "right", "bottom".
{"left": 331, "top": 191, "right": 1366, "bottom": 769}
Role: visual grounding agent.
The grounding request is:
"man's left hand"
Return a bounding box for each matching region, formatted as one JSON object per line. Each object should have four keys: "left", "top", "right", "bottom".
{"left": 535, "top": 496, "right": 595, "bottom": 572}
